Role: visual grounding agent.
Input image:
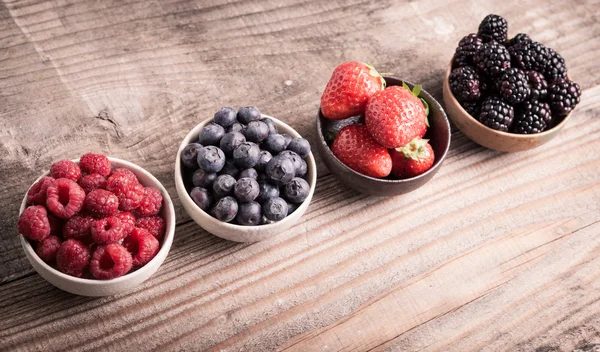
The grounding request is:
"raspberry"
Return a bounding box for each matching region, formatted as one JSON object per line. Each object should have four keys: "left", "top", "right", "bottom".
{"left": 63, "top": 215, "right": 95, "bottom": 242}
{"left": 18, "top": 205, "right": 50, "bottom": 241}
{"left": 48, "top": 214, "right": 64, "bottom": 237}
{"left": 91, "top": 216, "right": 126, "bottom": 244}
{"left": 136, "top": 216, "right": 166, "bottom": 240}
{"left": 26, "top": 176, "right": 55, "bottom": 205}
{"left": 85, "top": 189, "right": 119, "bottom": 217}
{"left": 50, "top": 160, "right": 82, "bottom": 181}
{"left": 123, "top": 228, "right": 159, "bottom": 266}
{"left": 115, "top": 212, "right": 136, "bottom": 236}
{"left": 107, "top": 174, "right": 144, "bottom": 211}
{"left": 89, "top": 243, "right": 133, "bottom": 279}
{"left": 36, "top": 235, "right": 61, "bottom": 263}
{"left": 79, "top": 153, "right": 111, "bottom": 177}
{"left": 56, "top": 239, "right": 90, "bottom": 277}
{"left": 78, "top": 174, "right": 107, "bottom": 194}
{"left": 46, "top": 178, "right": 86, "bottom": 219}
{"left": 135, "top": 188, "right": 163, "bottom": 217}
{"left": 110, "top": 168, "right": 138, "bottom": 183}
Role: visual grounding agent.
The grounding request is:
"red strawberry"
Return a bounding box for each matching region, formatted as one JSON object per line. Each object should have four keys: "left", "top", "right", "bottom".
{"left": 321, "top": 62, "right": 385, "bottom": 120}
{"left": 365, "top": 84, "right": 428, "bottom": 148}
{"left": 390, "top": 138, "right": 435, "bottom": 179}
{"left": 331, "top": 125, "right": 391, "bottom": 178}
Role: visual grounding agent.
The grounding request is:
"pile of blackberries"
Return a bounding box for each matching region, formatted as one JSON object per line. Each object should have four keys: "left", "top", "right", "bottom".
{"left": 449, "top": 14, "right": 581, "bottom": 134}
{"left": 181, "top": 106, "right": 312, "bottom": 226}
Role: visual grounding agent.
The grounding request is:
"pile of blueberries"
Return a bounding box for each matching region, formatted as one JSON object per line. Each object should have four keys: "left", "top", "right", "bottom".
{"left": 181, "top": 106, "right": 312, "bottom": 226}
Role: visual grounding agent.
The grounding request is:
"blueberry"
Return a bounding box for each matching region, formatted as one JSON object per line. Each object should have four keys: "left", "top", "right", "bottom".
{"left": 239, "top": 168, "right": 258, "bottom": 180}
{"left": 261, "top": 117, "right": 278, "bottom": 135}
{"left": 237, "top": 106, "right": 261, "bottom": 124}
{"left": 211, "top": 196, "right": 238, "bottom": 222}
{"left": 213, "top": 174, "right": 236, "bottom": 197}
{"left": 263, "top": 134, "right": 287, "bottom": 155}
{"left": 255, "top": 150, "right": 272, "bottom": 172}
{"left": 278, "top": 150, "right": 305, "bottom": 177}
{"left": 287, "top": 201, "right": 299, "bottom": 214}
{"left": 235, "top": 201, "right": 262, "bottom": 226}
{"left": 198, "top": 123, "right": 225, "bottom": 146}
{"left": 219, "top": 160, "right": 239, "bottom": 178}
{"left": 220, "top": 132, "right": 246, "bottom": 157}
{"left": 281, "top": 133, "right": 293, "bottom": 148}
{"left": 283, "top": 177, "right": 310, "bottom": 203}
{"left": 233, "top": 142, "right": 260, "bottom": 169}
{"left": 227, "top": 122, "right": 246, "bottom": 134}
{"left": 265, "top": 155, "right": 295, "bottom": 185}
{"left": 192, "top": 169, "right": 217, "bottom": 188}
{"left": 244, "top": 120, "right": 269, "bottom": 143}
{"left": 256, "top": 181, "right": 279, "bottom": 204}
{"left": 213, "top": 107, "right": 237, "bottom": 128}
{"left": 190, "top": 187, "right": 212, "bottom": 211}
{"left": 296, "top": 158, "right": 307, "bottom": 177}
{"left": 287, "top": 138, "right": 311, "bottom": 158}
{"left": 181, "top": 143, "right": 203, "bottom": 169}
{"left": 263, "top": 197, "right": 288, "bottom": 221}
{"left": 197, "top": 146, "right": 226, "bottom": 173}
{"left": 233, "top": 177, "right": 260, "bottom": 203}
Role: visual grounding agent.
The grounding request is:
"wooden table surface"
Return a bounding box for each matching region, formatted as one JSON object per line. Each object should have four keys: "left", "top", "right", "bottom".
{"left": 1, "top": 0, "right": 599, "bottom": 351}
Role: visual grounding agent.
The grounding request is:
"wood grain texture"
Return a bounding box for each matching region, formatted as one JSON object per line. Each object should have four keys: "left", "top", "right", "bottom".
{"left": 1, "top": 0, "right": 599, "bottom": 351}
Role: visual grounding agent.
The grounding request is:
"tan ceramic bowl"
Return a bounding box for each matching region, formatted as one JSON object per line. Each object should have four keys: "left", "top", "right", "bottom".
{"left": 443, "top": 62, "right": 573, "bottom": 152}
{"left": 19, "top": 158, "right": 176, "bottom": 297}
{"left": 175, "top": 115, "right": 317, "bottom": 243}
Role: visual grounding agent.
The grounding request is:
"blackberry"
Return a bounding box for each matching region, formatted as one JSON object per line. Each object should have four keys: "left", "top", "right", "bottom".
{"left": 544, "top": 48, "right": 567, "bottom": 81}
{"left": 527, "top": 71, "right": 548, "bottom": 101}
{"left": 477, "top": 14, "right": 508, "bottom": 43}
{"left": 547, "top": 78, "right": 581, "bottom": 116}
{"left": 474, "top": 41, "right": 511, "bottom": 77}
{"left": 496, "top": 68, "right": 530, "bottom": 104}
{"left": 460, "top": 101, "right": 481, "bottom": 118}
{"left": 449, "top": 66, "right": 481, "bottom": 102}
{"left": 506, "top": 33, "right": 531, "bottom": 48}
{"left": 454, "top": 34, "right": 483, "bottom": 67}
{"left": 512, "top": 101, "right": 551, "bottom": 134}
{"left": 478, "top": 96, "right": 514, "bottom": 131}
{"left": 508, "top": 41, "right": 549, "bottom": 73}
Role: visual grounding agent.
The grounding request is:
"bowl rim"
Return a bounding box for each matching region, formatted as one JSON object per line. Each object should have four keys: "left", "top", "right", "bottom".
{"left": 19, "top": 157, "right": 176, "bottom": 285}
{"left": 444, "top": 61, "right": 573, "bottom": 138}
{"left": 315, "top": 76, "right": 452, "bottom": 184}
{"left": 174, "top": 114, "right": 317, "bottom": 231}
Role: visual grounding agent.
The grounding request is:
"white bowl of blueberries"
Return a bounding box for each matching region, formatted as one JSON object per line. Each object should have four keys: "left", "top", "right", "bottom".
{"left": 175, "top": 106, "right": 317, "bottom": 242}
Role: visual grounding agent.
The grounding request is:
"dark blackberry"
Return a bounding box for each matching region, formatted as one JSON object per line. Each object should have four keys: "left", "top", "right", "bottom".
{"left": 460, "top": 101, "right": 481, "bottom": 118}
{"left": 527, "top": 71, "right": 548, "bottom": 101}
{"left": 477, "top": 14, "right": 508, "bottom": 43}
{"left": 454, "top": 34, "right": 483, "bottom": 67}
{"left": 547, "top": 78, "right": 581, "bottom": 116}
{"left": 508, "top": 41, "right": 549, "bottom": 73}
{"left": 544, "top": 48, "right": 567, "bottom": 81}
{"left": 496, "top": 68, "right": 530, "bottom": 104}
{"left": 512, "top": 101, "right": 551, "bottom": 134}
{"left": 506, "top": 33, "right": 531, "bottom": 48}
{"left": 449, "top": 66, "right": 481, "bottom": 102}
{"left": 474, "top": 41, "right": 511, "bottom": 77}
{"left": 478, "top": 96, "right": 514, "bottom": 132}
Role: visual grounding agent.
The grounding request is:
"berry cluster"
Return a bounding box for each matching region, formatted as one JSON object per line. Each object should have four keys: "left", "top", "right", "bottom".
{"left": 181, "top": 106, "right": 312, "bottom": 225}
{"left": 450, "top": 14, "right": 581, "bottom": 134}
{"left": 18, "top": 153, "right": 166, "bottom": 280}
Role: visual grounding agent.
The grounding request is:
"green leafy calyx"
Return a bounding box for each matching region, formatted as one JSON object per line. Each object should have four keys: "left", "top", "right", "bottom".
{"left": 395, "top": 138, "right": 430, "bottom": 161}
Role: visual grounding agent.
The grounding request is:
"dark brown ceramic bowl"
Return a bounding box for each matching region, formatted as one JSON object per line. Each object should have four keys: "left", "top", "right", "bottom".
{"left": 316, "top": 77, "right": 451, "bottom": 197}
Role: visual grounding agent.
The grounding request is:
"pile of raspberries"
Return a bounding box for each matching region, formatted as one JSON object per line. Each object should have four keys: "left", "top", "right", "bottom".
{"left": 17, "top": 153, "right": 166, "bottom": 280}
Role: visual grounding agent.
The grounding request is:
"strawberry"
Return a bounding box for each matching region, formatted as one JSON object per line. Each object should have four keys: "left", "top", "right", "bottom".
{"left": 331, "top": 125, "right": 392, "bottom": 178}
{"left": 390, "top": 138, "right": 435, "bottom": 179}
{"left": 365, "top": 84, "right": 428, "bottom": 148}
{"left": 320, "top": 62, "right": 385, "bottom": 120}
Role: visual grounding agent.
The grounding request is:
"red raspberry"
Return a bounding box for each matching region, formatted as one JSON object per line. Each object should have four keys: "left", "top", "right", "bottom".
{"left": 110, "top": 168, "right": 138, "bottom": 183}
{"left": 89, "top": 243, "right": 133, "bottom": 280}
{"left": 79, "top": 153, "right": 111, "bottom": 177}
{"left": 123, "top": 228, "right": 159, "bottom": 266}
{"left": 107, "top": 174, "right": 144, "bottom": 211}
{"left": 48, "top": 213, "right": 64, "bottom": 237}
{"left": 26, "top": 176, "right": 55, "bottom": 205}
{"left": 18, "top": 205, "right": 50, "bottom": 241}
{"left": 85, "top": 189, "right": 119, "bottom": 217}
{"left": 91, "top": 216, "right": 126, "bottom": 244}
{"left": 115, "top": 212, "right": 136, "bottom": 236}
{"left": 46, "top": 178, "right": 86, "bottom": 219}
{"left": 136, "top": 216, "right": 166, "bottom": 240}
{"left": 36, "top": 235, "right": 62, "bottom": 263}
{"left": 63, "top": 215, "right": 95, "bottom": 242}
{"left": 50, "top": 160, "right": 82, "bottom": 181}
{"left": 56, "top": 239, "right": 90, "bottom": 277}
{"left": 78, "top": 174, "right": 107, "bottom": 194}
{"left": 135, "top": 187, "right": 163, "bottom": 217}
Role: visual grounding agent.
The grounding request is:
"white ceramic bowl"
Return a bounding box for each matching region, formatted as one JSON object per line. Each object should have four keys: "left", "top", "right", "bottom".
{"left": 19, "top": 157, "right": 176, "bottom": 297}
{"left": 175, "top": 115, "right": 317, "bottom": 242}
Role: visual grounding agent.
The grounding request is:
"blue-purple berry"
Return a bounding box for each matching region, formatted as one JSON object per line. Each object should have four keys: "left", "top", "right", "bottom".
{"left": 256, "top": 181, "right": 279, "bottom": 204}
{"left": 190, "top": 187, "right": 212, "bottom": 211}
{"left": 213, "top": 174, "right": 236, "bottom": 198}
{"left": 192, "top": 169, "right": 217, "bottom": 188}
{"left": 263, "top": 134, "right": 287, "bottom": 155}
{"left": 233, "top": 142, "right": 260, "bottom": 169}
{"left": 211, "top": 196, "right": 238, "bottom": 222}
{"left": 261, "top": 118, "right": 278, "bottom": 135}
{"left": 244, "top": 120, "right": 269, "bottom": 143}
{"left": 239, "top": 168, "right": 258, "bottom": 180}
{"left": 213, "top": 107, "right": 237, "bottom": 128}
{"left": 198, "top": 123, "right": 225, "bottom": 146}
{"left": 236, "top": 201, "right": 262, "bottom": 226}
{"left": 263, "top": 197, "right": 288, "bottom": 221}
{"left": 197, "top": 146, "right": 226, "bottom": 173}
{"left": 220, "top": 132, "right": 246, "bottom": 157}
{"left": 283, "top": 177, "right": 310, "bottom": 204}
{"left": 181, "top": 143, "right": 203, "bottom": 169}
{"left": 287, "top": 138, "right": 311, "bottom": 158}
{"left": 265, "top": 155, "right": 295, "bottom": 186}
{"left": 233, "top": 177, "right": 260, "bottom": 203}
{"left": 237, "top": 106, "right": 261, "bottom": 124}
